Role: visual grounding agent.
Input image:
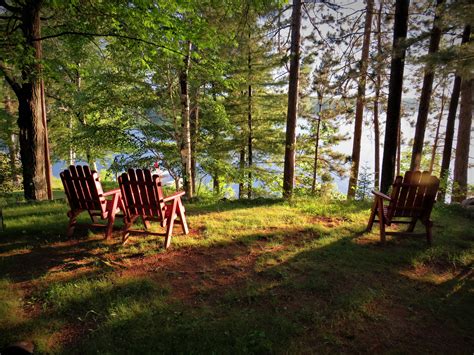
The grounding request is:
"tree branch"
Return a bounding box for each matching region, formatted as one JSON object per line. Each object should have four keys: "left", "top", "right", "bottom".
{"left": 33, "top": 31, "right": 185, "bottom": 58}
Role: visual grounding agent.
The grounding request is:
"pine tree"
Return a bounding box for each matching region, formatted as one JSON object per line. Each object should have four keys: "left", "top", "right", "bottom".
{"left": 381, "top": 0, "right": 410, "bottom": 194}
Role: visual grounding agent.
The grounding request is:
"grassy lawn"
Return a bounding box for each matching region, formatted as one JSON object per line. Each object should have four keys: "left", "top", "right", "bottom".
{"left": 0, "top": 196, "right": 472, "bottom": 353}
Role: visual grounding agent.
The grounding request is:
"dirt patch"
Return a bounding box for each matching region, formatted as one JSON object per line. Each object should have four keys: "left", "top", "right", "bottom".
{"left": 117, "top": 243, "right": 261, "bottom": 303}
{"left": 309, "top": 216, "right": 348, "bottom": 228}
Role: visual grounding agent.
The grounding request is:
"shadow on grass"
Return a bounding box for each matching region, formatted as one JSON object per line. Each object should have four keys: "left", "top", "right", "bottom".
{"left": 186, "top": 197, "right": 285, "bottom": 215}
{"left": 0, "top": 199, "right": 472, "bottom": 353}
{"left": 65, "top": 231, "right": 471, "bottom": 354}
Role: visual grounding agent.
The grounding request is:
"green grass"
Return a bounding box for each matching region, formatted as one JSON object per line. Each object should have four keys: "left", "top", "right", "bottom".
{"left": 0, "top": 196, "right": 473, "bottom": 353}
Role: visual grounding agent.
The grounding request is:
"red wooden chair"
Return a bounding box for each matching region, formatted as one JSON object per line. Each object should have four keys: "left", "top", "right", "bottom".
{"left": 118, "top": 168, "right": 189, "bottom": 248}
{"left": 366, "top": 171, "right": 439, "bottom": 245}
{"left": 60, "top": 165, "right": 123, "bottom": 239}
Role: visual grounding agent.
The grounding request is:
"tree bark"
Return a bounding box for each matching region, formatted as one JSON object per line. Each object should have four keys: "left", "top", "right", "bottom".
{"left": 428, "top": 88, "right": 446, "bottom": 173}
{"left": 347, "top": 0, "right": 374, "bottom": 199}
{"left": 438, "top": 25, "right": 470, "bottom": 202}
{"left": 311, "top": 116, "right": 321, "bottom": 194}
{"left": 213, "top": 172, "right": 220, "bottom": 195}
{"left": 396, "top": 119, "right": 401, "bottom": 176}
{"left": 247, "top": 91, "right": 253, "bottom": 197}
{"left": 380, "top": 0, "right": 410, "bottom": 194}
{"left": 238, "top": 147, "right": 245, "bottom": 199}
{"left": 4, "top": 92, "right": 20, "bottom": 185}
{"left": 409, "top": 0, "right": 444, "bottom": 170}
{"left": 283, "top": 0, "right": 302, "bottom": 199}
{"left": 452, "top": 78, "right": 473, "bottom": 202}
{"left": 374, "top": 100, "right": 381, "bottom": 190}
{"left": 373, "top": 0, "right": 383, "bottom": 190}
{"left": 190, "top": 102, "right": 199, "bottom": 195}
{"left": 179, "top": 40, "right": 193, "bottom": 198}
{"left": 15, "top": 1, "right": 47, "bottom": 200}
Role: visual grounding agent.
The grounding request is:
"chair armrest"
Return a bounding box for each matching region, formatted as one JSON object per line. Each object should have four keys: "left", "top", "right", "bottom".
{"left": 103, "top": 188, "right": 121, "bottom": 197}
{"left": 163, "top": 191, "right": 185, "bottom": 202}
{"left": 372, "top": 190, "right": 391, "bottom": 201}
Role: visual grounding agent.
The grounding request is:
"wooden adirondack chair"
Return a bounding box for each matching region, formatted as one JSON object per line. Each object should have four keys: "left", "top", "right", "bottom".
{"left": 366, "top": 171, "right": 439, "bottom": 245}
{"left": 60, "top": 165, "right": 123, "bottom": 239}
{"left": 118, "top": 168, "right": 189, "bottom": 248}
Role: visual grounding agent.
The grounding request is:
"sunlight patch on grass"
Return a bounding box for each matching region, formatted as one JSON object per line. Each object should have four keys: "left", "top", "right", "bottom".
{"left": 0, "top": 279, "right": 24, "bottom": 331}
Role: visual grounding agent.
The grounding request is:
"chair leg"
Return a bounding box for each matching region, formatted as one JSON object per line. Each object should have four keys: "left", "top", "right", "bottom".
{"left": 142, "top": 217, "right": 151, "bottom": 230}
{"left": 377, "top": 199, "right": 386, "bottom": 244}
{"left": 105, "top": 214, "right": 115, "bottom": 240}
{"left": 366, "top": 199, "right": 378, "bottom": 232}
{"left": 407, "top": 217, "right": 417, "bottom": 232}
{"left": 66, "top": 211, "right": 80, "bottom": 237}
{"left": 122, "top": 215, "right": 138, "bottom": 244}
{"left": 177, "top": 198, "right": 189, "bottom": 235}
{"left": 164, "top": 199, "right": 178, "bottom": 249}
{"left": 105, "top": 192, "right": 120, "bottom": 240}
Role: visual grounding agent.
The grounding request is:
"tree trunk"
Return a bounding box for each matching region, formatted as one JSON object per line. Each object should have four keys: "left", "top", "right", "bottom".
{"left": 190, "top": 102, "right": 199, "bottom": 195}
{"left": 15, "top": 1, "right": 47, "bottom": 200}
{"left": 452, "top": 78, "right": 473, "bottom": 203}
{"left": 428, "top": 88, "right": 446, "bottom": 173}
{"left": 374, "top": 100, "right": 381, "bottom": 190}
{"left": 238, "top": 148, "right": 245, "bottom": 199}
{"left": 373, "top": 0, "right": 383, "bottom": 190}
{"left": 283, "top": 0, "right": 302, "bottom": 199}
{"left": 213, "top": 172, "right": 220, "bottom": 195}
{"left": 409, "top": 0, "right": 444, "bottom": 170}
{"left": 247, "top": 93, "right": 253, "bottom": 197}
{"left": 4, "top": 92, "right": 20, "bottom": 185}
{"left": 347, "top": 0, "right": 374, "bottom": 199}
{"left": 179, "top": 41, "right": 193, "bottom": 198}
{"left": 396, "top": 119, "right": 401, "bottom": 176}
{"left": 311, "top": 116, "right": 321, "bottom": 194}
{"left": 380, "top": 0, "right": 410, "bottom": 194}
{"left": 438, "top": 25, "right": 470, "bottom": 202}
{"left": 68, "top": 116, "right": 75, "bottom": 166}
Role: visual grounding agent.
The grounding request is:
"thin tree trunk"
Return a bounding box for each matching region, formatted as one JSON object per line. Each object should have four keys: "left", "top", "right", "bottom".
{"left": 396, "top": 119, "right": 401, "bottom": 176}
{"left": 283, "top": 0, "right": 302, "bottom": 199}
{"left": 68, "top": 116, "right": 75, "bottom": 166}
{"left": 247, "top": 33, "right": 253, "bottom": 199}
{"left": 380, "top": 0, "right": 410, "bottom": 194}
{"left": 452, "top": 78, "right": 473, "bottom": 203}
{"left": 40, "top": 79, "right": 52, "bottom": 200}
{"left": 438, "top": 25, "right": 470, "bottom": 202}
{"left": 374, "top": 99, "right": 381, "bottom": 189}
{"left": 311, "top": 116, "right": 321, "bottom": 194}
{"left": 190, "top": 102, "right": 199, "bottom": 195}
{"left": 373, "top": 0, "right": 383, "bottom": 190}
{"left": 347, "top": 0, "right": 374, "bottom": 199}
{"left": 213, "top": 172, "right": 220, "bottom": 195}
{"left": 247, "top": 91, "right": 253, "bottom": 196}
{"left": 4, "top": 92, "right": 20, "bottom": 185}
{"left": 410, "top": 0, "right": 444, "bottom": 170}
{"left": 239, "top": 148, "right": 245, "bottom": 199}
{"left": 179, "top": 40, "right": 193, "bottom": 198}
{"left": 428, "top": 88, "right": 446, "bottom": 173}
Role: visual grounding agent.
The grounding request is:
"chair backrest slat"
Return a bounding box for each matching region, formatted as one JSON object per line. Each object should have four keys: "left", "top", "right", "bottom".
{"left": 400, "top": 171, "right": 422, "bottom": 217}
{"left": 136, "top": 169, "right": 152, "bottom": 217}
{"left": 396, "top": 171, "right": 413, "bottom": 216}
{"left": 77, "top": 165, "right": 95, "bottom": 210}
{"left": 60, "top": 165, "right": 106, "bottom": 214}
{"left": 119, "top": 169, "right": 165, "bottom": 220}
{"left": 388, "top": 171, "right": 439, "bottom": 220}
{"left": 144, "top": 169, "right": 160, "bottom": 218}
{"left": 387, "top": 176, "right": 403, "bottom": 221}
